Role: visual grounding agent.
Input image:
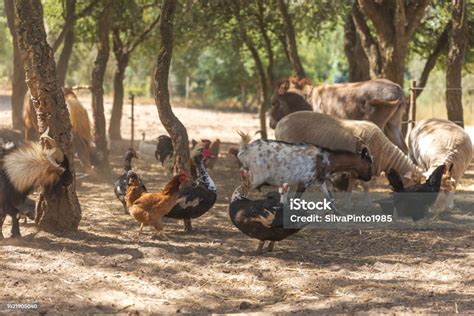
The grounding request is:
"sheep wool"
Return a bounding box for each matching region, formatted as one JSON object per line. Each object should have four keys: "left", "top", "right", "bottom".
{"left": 409, "top": 118, "right": 473, "bottom": 186}
{"left": 275, "top": 111, "right": 422, "bottom": 185}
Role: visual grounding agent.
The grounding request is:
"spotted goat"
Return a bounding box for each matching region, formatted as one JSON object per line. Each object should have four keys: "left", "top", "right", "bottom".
{"left": 236, "top": 132, "right": 373, "bottom": 202}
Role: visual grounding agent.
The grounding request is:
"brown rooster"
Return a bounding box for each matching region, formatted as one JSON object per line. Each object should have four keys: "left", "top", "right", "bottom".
{"left": 125, "top": 170, "right": 188, "bottom": 238}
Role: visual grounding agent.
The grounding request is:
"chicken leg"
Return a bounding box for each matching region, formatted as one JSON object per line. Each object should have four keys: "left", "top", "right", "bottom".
{"left": 183, "top": 219, "right": 193, "bottom": 232}
{"left": 267, "top": 241, "right": 275, "bottom": 252}
{"left": 256, "top": 241, "right": 265, "bottom": 253}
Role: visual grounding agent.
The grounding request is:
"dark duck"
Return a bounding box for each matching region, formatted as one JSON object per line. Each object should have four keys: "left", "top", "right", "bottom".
{"left": 114, "top": 148, "right": 146, "bottom": 214}
{"left": 229, "top": 169, "right": 300, "bottom": 253}
{"left": 165, "top": 146, "right": 217, "bottom": 231}
{"left": 383, "top": 164, "right": 446, "bottom": 221}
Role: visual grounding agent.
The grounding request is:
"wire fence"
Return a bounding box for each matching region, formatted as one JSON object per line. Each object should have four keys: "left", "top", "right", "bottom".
{"left": 403, "top": 81, "right": 474, "bottom": 127}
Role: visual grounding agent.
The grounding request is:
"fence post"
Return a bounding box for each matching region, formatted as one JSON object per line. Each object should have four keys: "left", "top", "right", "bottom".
{"left": 408, "top": 80, "right": 417, "bottom": 135}
{"left": 129, "top": 93, "right": 135, "bottom": 149}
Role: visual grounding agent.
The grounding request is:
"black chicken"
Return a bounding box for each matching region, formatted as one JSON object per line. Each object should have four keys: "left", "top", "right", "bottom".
{"left": 165, "top": 146, "right": 217, "bottom": 231}
{"left": 155, "top": 135, "right": 174, "bottom": 167}
{"left": 386, "top": 164, "right": 446, "bottom": 221}
{"left": 155, "top": 134, "right": 211, "bottom": 179}
{"left": 114, "top": 148, "right": 146, "bottom": 214}
{"left": 229, "top": 170, "right": 299, "bottom": 253}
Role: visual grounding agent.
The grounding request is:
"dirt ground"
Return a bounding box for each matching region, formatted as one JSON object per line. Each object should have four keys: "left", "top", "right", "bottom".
{"left": 0, "top": 93, "right": 473, "bottom": 314}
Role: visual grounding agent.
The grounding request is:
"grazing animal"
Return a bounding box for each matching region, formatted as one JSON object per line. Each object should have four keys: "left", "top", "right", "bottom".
{"left": 270, "top": 77, "right": 407, "bottom": 153}
{"left": 384, "top": 164, "right": 446, "bottom": 221}
{"left": 275, "top": 111, "right": 423, "bottom": 206}
{"left": 114, "top": 148, "right": 146, "bottom": 214}
{"left": 0, "top": 133, "right": 70, "bottom": 238}
{"left": 165, "top": 147, "right": 217, "bottom": 231}
{"left": 408, "top": 118, "right": 473, "bottom": 214}
{"left": 23, "top": 88, "right": 93, "bottom": 171}
{"left": 229, "top": 169, "right": 298, "bottom": 253}
{"left": 237, "top": 132, "right": 373, "bottom": 203}
{"left": 126, "top": 170, "right": 188, "bottom": 238}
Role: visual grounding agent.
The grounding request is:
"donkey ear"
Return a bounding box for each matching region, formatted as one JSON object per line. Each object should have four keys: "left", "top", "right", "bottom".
{"left": 276, "top": 80, "right": 290, "bottom": 95}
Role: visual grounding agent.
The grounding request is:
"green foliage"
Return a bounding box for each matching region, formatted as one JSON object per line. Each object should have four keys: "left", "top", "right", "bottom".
{"left": 0, "top": 2, "right": 13, "bottom": 83}
{"left": 0, "top": 0, "right": 473, "bottom": 110}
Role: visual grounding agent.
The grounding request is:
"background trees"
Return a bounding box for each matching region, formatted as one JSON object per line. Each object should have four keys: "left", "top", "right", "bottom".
{"left": 90, "top": 0, "right": 112, "bottom": 170}
{"left": 4, "top": 0, "right": 26, "bottom": 130}
{"left": 14, "top": 0, "right": 81, "bottom": 233}
{"left": 446, "top": 0, "right": 469, "bottom": 128}
{"left": 0, "top": 0, "right": 473, "bottom": 132}
{"left": 109, "top": 0, "right": 160, "bottom": 140}
{"left": 154, "top": 0, "right": 190, "bottom": 173}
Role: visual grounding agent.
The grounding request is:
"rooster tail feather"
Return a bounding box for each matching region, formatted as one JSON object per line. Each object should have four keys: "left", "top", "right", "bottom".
{"left": 3, "top": 143, "right": 65, "bottom": 193}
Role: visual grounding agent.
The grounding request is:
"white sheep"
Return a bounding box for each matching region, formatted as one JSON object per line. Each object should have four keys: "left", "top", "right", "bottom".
{"left": 275, "top": 111, "right": 424, "bottom": 207}
{"left": 408, "top": 118, "right": 473, "bottom": 214}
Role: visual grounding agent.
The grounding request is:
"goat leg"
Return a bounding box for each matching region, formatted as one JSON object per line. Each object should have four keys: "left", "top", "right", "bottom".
{"left": 295, "top": 182, "right": 306, "bottom": 199}
{"left": 256, "top": 240, "right": 265, "bottom": 253}
{"left": 320, "top": 182, "right": 340, "bottom": 216}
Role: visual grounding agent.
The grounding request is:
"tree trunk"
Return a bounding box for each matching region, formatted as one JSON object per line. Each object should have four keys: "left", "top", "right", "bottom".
{"left": 14, "top": 0, "right": 81, "bottom": 233}
{"left": 56, "top": 0, "right": 76, "bottom": 87}
{"left": 154, "top": 0, "right": 190, "bottom": 174}
{"left": 246, "top": 43, "right": 268, "bottom": 140}
{"left": 344, "top": 10, "right": 370, "bottom": 82}
{"left": 232, "top": 2, "right": 268, "bottom": 140}
{"left": 4, "top": 0, "right": 27, "bottom": 130}
{"left": 416, "top": 23, "right": 450, "bottom": 99}
{"left": 109, "top": 53, "right": 129, "bottom": 140}
{"left": 257, "top": 0, "right": 275, "bottom": 89}
{"left": 277, "top": 0, "right": 305, "bottom": 79}
{"left": 446, "top": 0, "right": 468, "bottom": 128}
{"left": 353, "top": 0, "right": 430, "bottom": 87}
{"left": 90, "top": 0, "right": 111, "bottom": 169}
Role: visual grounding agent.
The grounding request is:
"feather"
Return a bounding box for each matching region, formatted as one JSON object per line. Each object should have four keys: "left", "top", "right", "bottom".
{"left": 3, "top": 143, "right": 64, "bottom": 193}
